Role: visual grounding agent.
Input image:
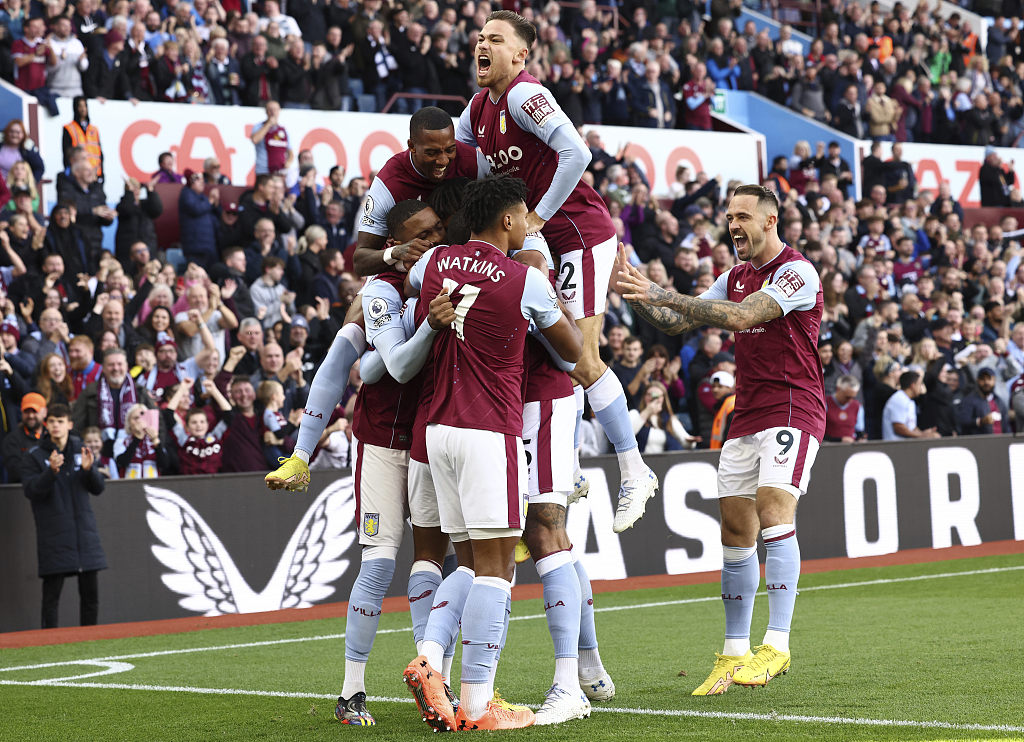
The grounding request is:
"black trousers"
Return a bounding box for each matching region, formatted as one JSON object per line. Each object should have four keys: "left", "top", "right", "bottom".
{"left": 41, "top": 570, "right": 99, "bottom": 629}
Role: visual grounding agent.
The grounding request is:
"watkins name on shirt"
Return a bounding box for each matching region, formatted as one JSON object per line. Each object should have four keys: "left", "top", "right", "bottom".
{"left": 436, "top": 255, "right": 507, "bottom": 282}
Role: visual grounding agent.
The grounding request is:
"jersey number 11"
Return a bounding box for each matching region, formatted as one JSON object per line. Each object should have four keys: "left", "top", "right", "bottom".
{"left": 442, "top": 278, "right": 481, "bottom": 340}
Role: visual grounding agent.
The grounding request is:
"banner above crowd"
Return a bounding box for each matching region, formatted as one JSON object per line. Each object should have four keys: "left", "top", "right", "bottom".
{"left": 37, "top": 98, "right": 766, "bottom": 201}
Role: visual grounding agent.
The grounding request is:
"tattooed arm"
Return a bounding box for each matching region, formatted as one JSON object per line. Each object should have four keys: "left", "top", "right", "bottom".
{"left": 617, "top": 256, "right": 782, "bottom": 334}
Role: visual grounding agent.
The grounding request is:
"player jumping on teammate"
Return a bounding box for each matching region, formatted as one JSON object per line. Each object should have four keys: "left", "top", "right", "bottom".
{"left": 617, "top": 185, "right": 825, "bottom": 694}
{"left": 459, "top": 10, "right": 657, "bottom": 532}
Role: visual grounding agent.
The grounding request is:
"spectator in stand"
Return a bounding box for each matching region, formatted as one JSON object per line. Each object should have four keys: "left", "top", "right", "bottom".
{"left": 220, "top": 374, "right": 264, "bottom": 472}
{"left": 866, "top": 81, "right": 900, "bottom": 141}
{"left": 309, "top": 40, "right": 350, "bottom": 111}
{"left": 202, "top": 157, "right": 230, "bottom": 186}
{"left": 114, "top": 177, "right": 162, "bottom": 268}
{"left": 884, "top": 143, "right": 916, "bottom": 205}
{"left": 12, "top": 15, "right": 59, "bottom": 115}
{"left": 629, "top": 59, "right": 674, "bottom": 128}
{"left": 707, "top": 369, "right": 736, "bottom": 450}
{"left": 62, "top": 99, "right": 104, "bottom": 181}
{"left": 55, "top": 162, "right": 112, "bottom": 271}
{"left": 82, "top": 28, "right": 131, "bottom": 101}
{"left": 358, "top": 19, "right": 401, "bottom": 112}
{"left": 22, "top": 307, "right": 70, "bottom": 368}
{"left": 1, "top": 119, "right": 45, "bottom": 183}
{"left": 240, "top": 34, "right": 280, "bottom": 106}
{"left": 681, "top": 61, "right": 715, "bottom": 130}
{"left": 824, "top": 374, "right": 861, "bottom": 442}
{"left": 68, "top": 334, "right": 101, "bottom": 400}
{"left": 629, "top": 381, "right": 696, "bottom": 454}
{"left": 280, "top": 37, "right": 315, "bottom": 109}
{"left": 979, "top": 147, "right": 1014, "bottom": 207}
{"left": 251, "top": 100, "right": 292, "bottom": 177}
{"left": 23, "top": 402, "right": 105, "bottom": 629}
{"left": 113, "top": 402, "right": 169, "bottom": 478}
{"left": 882, "top": 370, "right": 939, "bottom": 440}
{"left": 393, "top": 22, "right": 438, "bottom": 113}
{"left": 919, "top": 359, "right": 959, "bottom": 436}
{"left": 45, "top": 16, "right": 87, "bottom": 99}
{"left": 152, "top": 151, "right": 184, "bottom": 185}
{"left": 312, "top": 246, "right": 345, "bottom": 307}
{"left": 206, "top": 37, "right": 242, "bottom": 106}
{"left": 957, "top": 367, "right": 1009, "bottom": 435}
{"left": 121, "top": 21, "right": 156, "bottom": 102}
{"left": 239, "top": 173, "right": 294, "bottom": 241}
{"left": 73, "top": 347, "right": 158, "bottom": 455}
{"left": 2, "top": 391, "right": 47, "bottom": 483}
{"left": 179, "top": 169, "right": 221, "bottom": 268}
{"left": 171, "top": 379, "right": 233, "bottom": 475}
{"left": 250, "top": 255, "right": 295, "bottom": 329}
{"left": 611, "top": 334, "right": 646, "bottom": 410}
{"left": 174, "top": 281, "right": 237, "bottom": 359}
{"left": 34, "top": 352, "right": 73, "bottom": 407}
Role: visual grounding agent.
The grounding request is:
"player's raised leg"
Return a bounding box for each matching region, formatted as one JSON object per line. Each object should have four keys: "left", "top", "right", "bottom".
{"left": 559, "top": 240, "right": 658, "bottom": 533}
{"left": 266, "top": 306, "right": 366, "bottom": 491}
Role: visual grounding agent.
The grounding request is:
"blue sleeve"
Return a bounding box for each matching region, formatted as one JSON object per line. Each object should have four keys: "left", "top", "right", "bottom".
{"left": 359, "top": 349, "right": 387, "bottom": 384}
{"left": 520, "top": 266, "right": 562, "bottom": 330}
{"left": 506, "top": 83, "right": 591, "bottom": 221}
{"left": 365, "top": 297, "right": 437, "bottom": 384}
{"left": 362, "top": 280, "right": 405, "bottom": 346}
{"left": 407, "top": 247, "right": 436, "bottom": 293}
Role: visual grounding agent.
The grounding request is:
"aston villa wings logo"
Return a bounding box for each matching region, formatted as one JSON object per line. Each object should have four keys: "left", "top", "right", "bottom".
{"left": 144, "top": 479, "right": 356, "bottom": 615}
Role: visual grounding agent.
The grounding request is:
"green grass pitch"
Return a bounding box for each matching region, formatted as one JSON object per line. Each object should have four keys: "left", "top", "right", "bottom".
{"left": 2, "top": 554, "right": 1023, "bottom": 741}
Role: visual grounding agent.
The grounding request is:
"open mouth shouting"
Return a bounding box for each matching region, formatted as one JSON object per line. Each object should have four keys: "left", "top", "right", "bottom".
{"left": 477, "top": 53, "right": 491, "bottom": 77}
{"left": 731, "top": 231, "right": 749, "bottom": 252}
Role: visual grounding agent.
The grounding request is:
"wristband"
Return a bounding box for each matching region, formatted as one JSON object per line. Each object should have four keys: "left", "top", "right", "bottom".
{"left": 382, "top": 246, "right": 398, "bottom": 266}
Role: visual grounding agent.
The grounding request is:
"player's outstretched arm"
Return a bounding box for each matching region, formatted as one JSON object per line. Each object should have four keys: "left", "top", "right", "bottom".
{"left": 616, "top": 246, "right": 782, "bottom": 333}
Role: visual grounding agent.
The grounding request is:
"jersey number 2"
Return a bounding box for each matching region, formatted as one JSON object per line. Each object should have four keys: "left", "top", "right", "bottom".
{"left": 441, "top": 278, "right": 481, "bottom": 341}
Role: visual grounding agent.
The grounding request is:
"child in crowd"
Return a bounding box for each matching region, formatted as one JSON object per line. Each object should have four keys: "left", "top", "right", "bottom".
{"left": 113, "top": 403, "right": 170, "bottom": 479}
{"left": 172, "top": 378, "right": 234, "bottom": 475}
{"left": 258, "top": 379, "right": 298, "bottom": 466}
{"left": 82, "top": 426, "right": 117, "bottom": 479}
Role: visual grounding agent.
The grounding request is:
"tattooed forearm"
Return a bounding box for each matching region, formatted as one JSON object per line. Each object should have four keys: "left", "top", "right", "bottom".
{"left": 639, "top": 285, "right": 782, "bottom": 332}
{"left": 627, "top": 298, "right": 703, "bottom": 335}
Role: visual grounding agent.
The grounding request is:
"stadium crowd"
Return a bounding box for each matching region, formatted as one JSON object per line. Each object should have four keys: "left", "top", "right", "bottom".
{"left": 0, "top": 0, "right": 1023, "bottom": 484}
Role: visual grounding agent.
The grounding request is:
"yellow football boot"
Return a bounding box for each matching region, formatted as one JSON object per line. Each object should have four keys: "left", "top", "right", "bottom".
{"left": 264, "top": 455, "right": 310, "bottom": 492}
{"left": 731, "top": 644, "right": 790, "bottom": 687}
{"left": 691, "top": 651, "right": 753, "bottom": 695}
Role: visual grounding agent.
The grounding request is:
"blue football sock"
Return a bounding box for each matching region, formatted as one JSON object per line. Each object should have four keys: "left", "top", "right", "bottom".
{"left": 585, "top": 368, "right": 638, "bottom": 455}
{"left": 408, "top": 560, "right": 443, "bottom": 648}
{"left": 537, "top": 552, "right": 581, "bottom": 659}
{"left": 423, "top": 566, "right": 474, "bottom": 661}
{"left": 721, "top": 545, "right": 759, "bottom": 656}
{"left": 763, "top": 525, "right": 800, "bottom": 643}
{"left": 295, "top": 324, "right": 365, "bottom": 456}
{"left": 460, "top": 577, "right": 511, "bottom": 686}
{"left": 344, "top": 557, "right": 395, "bottom": 662}
{"left": 573, "top": 551, "right": 598, "bottom": 651}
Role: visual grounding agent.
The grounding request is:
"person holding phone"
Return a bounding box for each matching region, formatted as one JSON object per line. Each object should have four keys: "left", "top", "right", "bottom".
{"left": 629, "top": 381, "right": 698, "bottom": 453}
{"left": 113, "top": 403, "right": 170, "bottom": 478}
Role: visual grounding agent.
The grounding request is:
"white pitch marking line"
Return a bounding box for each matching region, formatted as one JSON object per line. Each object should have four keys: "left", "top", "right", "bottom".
{"left": 1, "top": 681, "right": 1022, "bottom": 734}
{"left": 2, "top": 564, "right": 1021, "bottom": 679}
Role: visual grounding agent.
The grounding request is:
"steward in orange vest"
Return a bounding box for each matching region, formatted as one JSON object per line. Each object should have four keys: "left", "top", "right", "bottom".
{"left": 709, "top": 369, "right": 736, "bottom": 450}
{"left": 62, "top": 96, "right": 104, "bottom": 179}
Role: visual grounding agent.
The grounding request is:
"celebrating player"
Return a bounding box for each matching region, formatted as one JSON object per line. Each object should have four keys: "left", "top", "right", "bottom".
{"left": 265, "top": 107, "right": 483, "bottom": 491}
{"left": 403, "top": 176, "right": 582, "bottom": 731}
{"left": 331, "top": 203, "right": 450, "bottom": 726}
{"left": 458, "top": 10, "right": 657, "bottom": 532}
{"left": 616, "top": 185, "right": 825, "bottom": 694}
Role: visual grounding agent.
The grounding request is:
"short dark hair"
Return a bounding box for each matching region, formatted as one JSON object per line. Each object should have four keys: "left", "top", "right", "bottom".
{"left": 255, "top": 173, "right": 273, "bottom": 190}
{"left": 410, "top": 106, "right": 455, "bottom": 138}
{"left": 624, "top": 335, "right": 643, "bottom": 346}
{"left": 261, "top": 256, "right": 285, "bottom": 273}
{"left": 319, "top": 247, "right": 341, "bottom": 270}
{"left": 899, "top": 370, "right": 920, "bottom": 390}
{"left": 46, "top": 403, "right": 72, "bottom": 420}
{"left": 185, "top": 407, "right": 208, "bottom": 422}
{"left": 732, "top": 184, "right": 779, "bottom": 215}
{"left": 462, "top": 175, "right": 528, "bottom": 234}
{"left": 387, "top": 199, "right": 432, "bottom": 238}
{"left": 229, "top": 374, "right": 252, "bottom": 391}
{"left": 444, "top": 211, "right": 471, "bottom": 245}
{"left": 486, "top": 10, "right": 537, "bottom": 49}
{"left": 428, "top": 176, "right": 472, "bottom": 222}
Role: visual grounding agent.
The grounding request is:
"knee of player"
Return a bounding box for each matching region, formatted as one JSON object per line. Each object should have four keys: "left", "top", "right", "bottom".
{"left": 720, "top": 520, "right": 757, "bottom": 548}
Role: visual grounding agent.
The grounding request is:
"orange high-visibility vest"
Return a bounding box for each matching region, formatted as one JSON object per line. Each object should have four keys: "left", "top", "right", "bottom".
{"left": 710, "top": 394, "right": 736, "bottom": 450}
{"left": 64, "top": 121, "right": 102, "bottom": 177}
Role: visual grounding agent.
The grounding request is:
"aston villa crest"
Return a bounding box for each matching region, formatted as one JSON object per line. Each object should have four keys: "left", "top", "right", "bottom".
{"left": 499, "top": 110, "right": 507, "bottom": 134}
{"left": 363, "top": 512, "right": 380, "bottom": 536}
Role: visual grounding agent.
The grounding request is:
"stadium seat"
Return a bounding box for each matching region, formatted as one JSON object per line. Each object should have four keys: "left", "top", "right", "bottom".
{"left": 165, "top": 247, "right": 186, "bottom": 273}
{"left": 356, "top": 94, "right": 377, "bottom": 113}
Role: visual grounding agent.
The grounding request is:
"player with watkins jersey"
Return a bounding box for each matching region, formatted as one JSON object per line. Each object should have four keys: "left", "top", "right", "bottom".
{"left": 265, "top": 107, "right": 481, "bottom": 492}
{"left": 459, "top": 10, "right": 658, "bottom": 533}
{"left": 617, "top": 185, "right": 826, "bottom": 695}
{"left": 403, "top": 176, "right": 582, "bottom": 731}
{"left": 330, "top": 203, "right": 452, "bottom": 726}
